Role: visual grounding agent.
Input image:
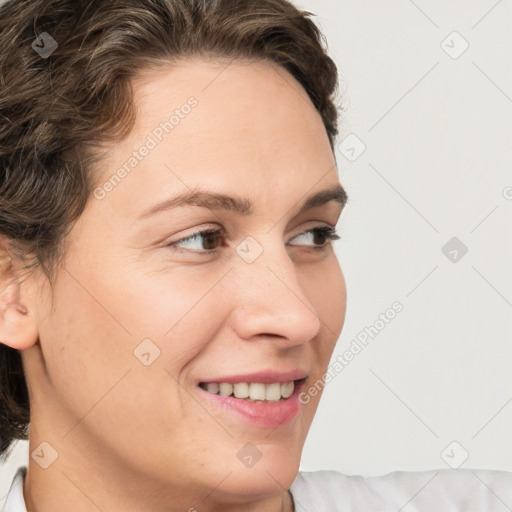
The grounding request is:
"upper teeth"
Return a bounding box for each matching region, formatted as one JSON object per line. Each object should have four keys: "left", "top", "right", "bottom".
{"left": 204, "top": 381, "right": 295, "bottom": 401}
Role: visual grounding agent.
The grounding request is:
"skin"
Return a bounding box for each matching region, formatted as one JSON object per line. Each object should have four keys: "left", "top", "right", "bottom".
{"left": 0, "top": 58, "right": 347, "bottom": 512}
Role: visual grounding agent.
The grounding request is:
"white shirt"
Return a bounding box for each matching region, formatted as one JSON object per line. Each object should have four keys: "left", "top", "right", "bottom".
{"left": 3, "top": 465, "right": 512, "bottom": 511}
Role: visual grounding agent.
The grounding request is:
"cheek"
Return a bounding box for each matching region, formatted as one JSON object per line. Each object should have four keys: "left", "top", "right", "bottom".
{"left": 40, "top": 259, "right": 231, "bottom": 436}
{"left": 36, "top": 273, "right": 135, "bottom": 424}
{"left": 308, "top": 258, "right": 347, "bottom": 346}
{"left": 105, "top": 251, "right": 222, "bottom": 339}
{"left": 304, "top": 260, "right": 346, "bottom": 395}
{"left": 35, "top": 268, "right": 213, "bottom": 459}
{"left": 326, "top": 259, "right": 347, "bottom": 328}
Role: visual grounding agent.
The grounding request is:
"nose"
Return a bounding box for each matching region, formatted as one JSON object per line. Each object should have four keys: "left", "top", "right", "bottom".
{"left": 228, "top": 239, "right": 322, "bottom": 347}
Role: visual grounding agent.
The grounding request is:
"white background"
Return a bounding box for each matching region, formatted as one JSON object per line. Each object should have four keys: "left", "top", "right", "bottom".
{"left": 1, "top": 0, "right": 511, "bottom": 504}
{"left": 294, "top": 0, "right": 512, "bottom": 477}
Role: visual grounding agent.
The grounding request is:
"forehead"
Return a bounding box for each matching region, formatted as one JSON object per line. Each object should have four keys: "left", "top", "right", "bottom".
{"left": 132, "top": 56, "right": 313, "bottom": 107}
{"left": 90, "top": 58, "right": 338, "bottom": 221}
{"left": 128, "top": 57, "right": 326, "bottom": 146}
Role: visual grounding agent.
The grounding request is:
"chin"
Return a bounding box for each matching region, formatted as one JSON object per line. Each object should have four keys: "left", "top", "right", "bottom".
{"left": 208, "top": 445, "right": 302, "bottom": 500}
{"left": 210, "top": 467, "right": 299, "bottom": 506}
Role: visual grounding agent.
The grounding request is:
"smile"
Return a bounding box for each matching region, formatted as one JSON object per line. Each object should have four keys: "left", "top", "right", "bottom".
{"left": 196, "top": 376, "right": 308, "bottom": 429}
{"left": 198, "top": 378, "right": 307, "bottom": 402}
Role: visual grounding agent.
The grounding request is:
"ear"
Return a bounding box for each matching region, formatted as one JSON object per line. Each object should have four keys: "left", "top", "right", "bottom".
{"left": 0, "top": 235, "right": 39, "bottom": 350}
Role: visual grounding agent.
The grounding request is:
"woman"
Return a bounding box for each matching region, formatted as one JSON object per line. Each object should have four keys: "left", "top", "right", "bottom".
{"left": 1, "top": 1, "right": 511, "bottom": 511}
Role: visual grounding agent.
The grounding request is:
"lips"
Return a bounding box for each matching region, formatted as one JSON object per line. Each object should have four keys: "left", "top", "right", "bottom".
{"left": 198, "top": 369, "right": 308, "bottom": 385}
{"left": 196, "top": 370, "right": 308, "bottom": 429}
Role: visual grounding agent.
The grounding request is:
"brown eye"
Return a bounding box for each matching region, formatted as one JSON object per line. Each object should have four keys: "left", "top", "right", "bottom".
{"left": 289, "top": 226, "right": 340, "bottom": 249}
{"left": 169, "top": 228, "right": 224, "bottom": 253}
{"left": 168, "top": 225, "right": 340, "bottom": 255}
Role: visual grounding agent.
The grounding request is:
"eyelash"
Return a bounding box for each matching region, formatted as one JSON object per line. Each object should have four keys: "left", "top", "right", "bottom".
{"left": 168, "top": 226, "right": 341, "bottom": 254}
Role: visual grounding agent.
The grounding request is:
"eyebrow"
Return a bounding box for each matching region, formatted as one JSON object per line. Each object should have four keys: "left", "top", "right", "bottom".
{"left": 138, "top": 184, "right": 348, "bottom": 219}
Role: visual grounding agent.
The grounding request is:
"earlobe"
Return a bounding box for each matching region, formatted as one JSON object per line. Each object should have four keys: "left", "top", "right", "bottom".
{"left": 0, "top": 282, "right": 39, "bottom": 351}
{"left": 0, "top": 242, "right": 39, "bottom": 351}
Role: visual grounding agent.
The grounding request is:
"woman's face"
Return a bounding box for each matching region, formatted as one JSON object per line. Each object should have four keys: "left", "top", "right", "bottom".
{"left": 22, "top": 58, "right": 347, "bottom": 507}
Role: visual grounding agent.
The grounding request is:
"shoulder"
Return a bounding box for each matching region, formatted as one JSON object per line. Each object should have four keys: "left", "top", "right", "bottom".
{"left": 2, "top": 466, "right": 27, "bottom": 512}
{"left": 289, "top": 467, "right": 512, "bottom": 511}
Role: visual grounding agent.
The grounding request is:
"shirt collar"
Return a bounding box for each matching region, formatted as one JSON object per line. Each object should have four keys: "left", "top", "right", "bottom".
{"left": 2, "top": 466, "right": 27, "bottom": 512}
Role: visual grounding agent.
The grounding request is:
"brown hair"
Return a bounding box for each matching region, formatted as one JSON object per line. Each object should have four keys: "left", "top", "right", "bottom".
{"left": 0, "top": 0, "right": 341, "bottom": 460}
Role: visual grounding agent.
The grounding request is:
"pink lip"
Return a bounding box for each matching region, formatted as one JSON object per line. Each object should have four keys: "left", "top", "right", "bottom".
{"left": 198, "top": 369, "right": 308, "bottom": 385}
{"left": 197, "top": 378, "right": 307, "bottom": 429}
